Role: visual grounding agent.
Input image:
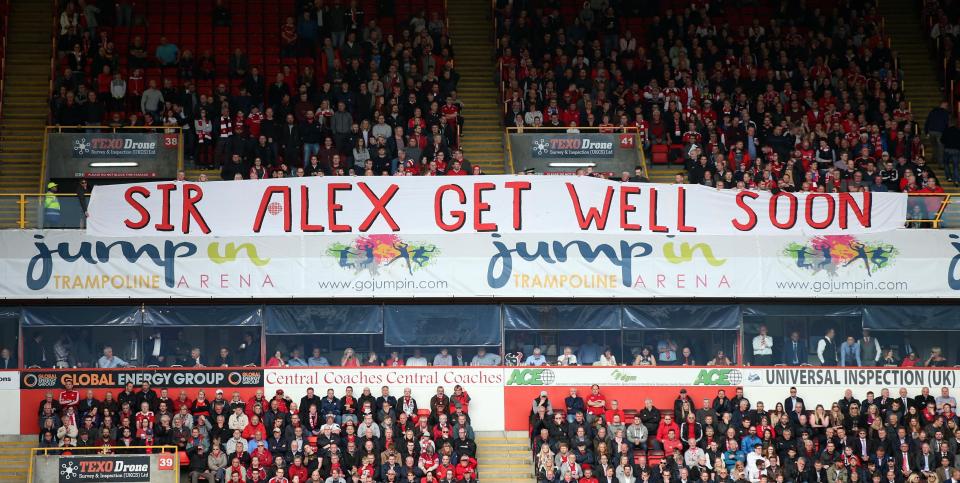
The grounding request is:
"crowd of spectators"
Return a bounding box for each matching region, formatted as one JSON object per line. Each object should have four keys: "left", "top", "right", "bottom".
{"left": 38, "top": 382, "right": 479, "bottom": 483}
{"left": 750, "top": 328, "right": 953, "bottom": 368}
{"left": 531, "top": 384, "right": 960, "bottom": 483}
{"left": 495, "top": 0, "right": 950, "bottom": 202}
{"left": 50, "top": 0, "right": 473, "bottom": 180}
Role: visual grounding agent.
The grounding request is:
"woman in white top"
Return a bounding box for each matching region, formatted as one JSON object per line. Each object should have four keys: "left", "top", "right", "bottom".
{"left": 596, "top": 348, "right": 617, "bottom": 366}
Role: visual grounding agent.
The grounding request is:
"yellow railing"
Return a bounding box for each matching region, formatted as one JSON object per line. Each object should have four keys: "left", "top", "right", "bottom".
{"left": 906, "top": 193, "right": 957, "bottom": 229}
{"left": 29, "top": 445, "right": 180, "bottom": 483}
{"left": 0, "top": 193, "right": 89, "bottom": 229}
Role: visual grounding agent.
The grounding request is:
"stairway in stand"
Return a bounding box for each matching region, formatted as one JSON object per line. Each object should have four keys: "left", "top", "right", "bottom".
{"left": 0, "top": 437, "right": 34, "bottom": 482}
{"left": 476, "top": 431, "right": 534, "bottom": 483}
{"left": 0, "top": 0, "right": 52, "bottom": 227}
{"left": 880, "top": 0, "right": 958, "bottom": 192}
{"left": 446, "top": 0, "right": 506, "bottom": 174}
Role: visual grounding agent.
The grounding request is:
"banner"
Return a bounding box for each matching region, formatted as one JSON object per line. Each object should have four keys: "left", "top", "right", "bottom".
{"left": 739, "top": 367, "right": 960, "bottom": 413}
{"left": 58, "top": 456, "right": 151, "bottom": 482}
{"left": 32, "top": 454, "right": 177, "bottom": 483}
{"left": 0, "top": 371, "right": 19, "bottom": 435}
{"left": 510, "top": 132, "right": 640, "bottom": 175}
{"left": 86, "top": 176, "right": 907, "bottom": 237}
{"left": 1, "top": 230, "right": 959, "bottom": 299}
{"left": 20, "top": 369, "right": 263, "bottom": 389}
{"left": 46, "top": 132, "right": 180, "bottom": 179}
{"left": 265, "top": 368, "right": 505, "bottom": 431}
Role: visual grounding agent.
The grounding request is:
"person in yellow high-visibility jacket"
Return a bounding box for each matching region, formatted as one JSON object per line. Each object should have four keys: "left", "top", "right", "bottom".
{"left": 44, "top": 182, "right": 60, "bottom": 228}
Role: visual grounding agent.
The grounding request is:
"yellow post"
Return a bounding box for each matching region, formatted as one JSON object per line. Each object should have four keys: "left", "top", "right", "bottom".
{"left": 17, "top": 194, "right": 26, "bottom": 229}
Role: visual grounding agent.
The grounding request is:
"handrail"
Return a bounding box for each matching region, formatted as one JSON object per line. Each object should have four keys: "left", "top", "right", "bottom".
{"left": 46, "top": 125, "right": 185, "bottom": 132}
{"left": 32, "top": 445, "right": 179, "bottom": 455}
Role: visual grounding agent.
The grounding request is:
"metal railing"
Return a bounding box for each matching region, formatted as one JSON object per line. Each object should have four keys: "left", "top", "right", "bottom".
{"left": 0, "top": 193, "right": 89, "bottom": 229}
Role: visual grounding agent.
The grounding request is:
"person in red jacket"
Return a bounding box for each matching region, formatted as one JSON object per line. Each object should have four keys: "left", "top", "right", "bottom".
{"left": 454, "top": 455, "right": 477, "bottom": 480}
{"left": 586, "top": 385, "right": 607, "bottom": 425}
{"left": 656, "top": 414, "right": 680, "bottom": 443}
{"left": 580, "top": 466, "right": 599, "bottom": 483}
{"left": 451, "top": 385, "right": 471, "bottom": 414}
{"left": 287, "top": 455, "right": 309, "bottom": 482}
{"left": 58, "top": 380, "right": 80, "bottom": 409}
{"left": 243, "top": 414, "right": 267, "bottom": 441}
{"left": 247, "top": 390, "right": 267, "bottom": 418}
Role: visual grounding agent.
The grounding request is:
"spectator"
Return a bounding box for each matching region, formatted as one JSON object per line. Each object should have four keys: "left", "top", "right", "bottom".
{"left": 405, "top": 350, "right": 428, "bottom": 367}
{"left": 470, "top": 348, "right": 500, "bottom": 366}
{"left": 525, "top": 347, "right": 547, "bottom": 366}
{"left": 154, "top": 36, "right": 180, "bottom": 66}
{"left": 96, "top": 346, "right": 128, "bottom": 368}
{"left": 840, "top": 336, "right": 862, "bottom": 367}
{"left": 433, "top": 348, "right": 453, "bottom": 367}
{"left": 577, "top": 337, "right": 602, "bottom": 365}
{"left": 817, "top": 329, "right": 839, "bottom": 366}
{"left": 140, "top": 80, "right": 164, "bottom": 119}
{"left": 752, "top": 325, "right": 774, "bottom": 366}
{"left": 557, "top": 347, "right": 578, "bottom": 366}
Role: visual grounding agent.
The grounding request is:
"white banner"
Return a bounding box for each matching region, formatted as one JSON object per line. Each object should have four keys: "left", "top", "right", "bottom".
{"left": 0, "top": 371, "right": 19, "bottom": 435}
{"left": 1, "top": 230, "right": 959, "bottom": 298}
{"left": 264, "top": 368, "right": 505, "bottom": 431}
{"left": 86, "top": 176, "right": 908, "bottom": 237}
{"left": 503, "top": 366, "right": 737, "bottom": 387}
{"left": 741, "top": 367, "right": 960, "bottom": 411}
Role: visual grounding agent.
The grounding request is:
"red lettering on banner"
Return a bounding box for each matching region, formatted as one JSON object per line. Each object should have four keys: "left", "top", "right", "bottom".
{"left": 123, "top": 186, "right": 151, "bottom": 229}
{"left": 154, "top": 183, "right": 176, "bottom": 231}
{"left": 435, "top": 184, "right": 466, "bottom": 231}
{"left": 676, "top": 186, "right": 697, "bottom": 232}
{"left": 732, "top": 191, "right": 759, "bottom": 231}
{"left": 327, "top": 183, "right": 352, "bottom": 232}
{"left": 619, "top": 185, "right": 641, "bottom": 230}
{"left": 299, "top": 186, "right": 324, "bottom": 232}
{"left": 473, "top": 182, "right": 498, "bottom": 231}
{"left": 769, "top": 192, "right": 798, "bottom": 229}
{"left": 358, "top": 182, "right": 400, "bottom": 232}
{"left": 181, "top": 184, "right": 210, "bottom": 234}
{"left": 839, "top": 192, "right": 871, "bottom": 228}
{"left": 566, "top": 183, "right": 614, "bottom": 230}
{"left": 804, "top": 193, "right": 836, "bottom": 229}
{"left": 253, "top": 186, "right": 291, "bottom": 232}
{"left": 648, "top": 188, "right": 668, "bottom": 232}
{"left": 504, "top": 181, "right": 531, "bottom": 230}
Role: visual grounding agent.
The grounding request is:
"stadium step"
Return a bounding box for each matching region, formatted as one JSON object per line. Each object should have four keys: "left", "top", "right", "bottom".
{"left": 0, "top": 0, "right": 53, "bottom": 227}
{"left": 475, "top": 431, "right": 534, "bottom": 483}
{"left": 447, "top": 0, "right": 507, "bottom": 174}
{"left": 0, "top": 438, "right": 35, "bottom": 482}
{"left": 879, "top": 0, "right": 960, "bottom": 197}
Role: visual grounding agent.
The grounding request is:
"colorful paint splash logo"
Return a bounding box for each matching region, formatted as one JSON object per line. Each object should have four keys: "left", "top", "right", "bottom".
{"left": 327, "top": 235, "right": 440, "bottom": 276}
{"left": 783, "top": 235, "right": 898, "bottom": 277}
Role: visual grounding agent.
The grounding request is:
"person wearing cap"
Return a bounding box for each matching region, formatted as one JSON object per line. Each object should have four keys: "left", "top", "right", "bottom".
{"left": 267, "top": 425, "right": 288, "bottom": 454}
{"left": 44, "top": 182, "right": 61, "bottom": 228}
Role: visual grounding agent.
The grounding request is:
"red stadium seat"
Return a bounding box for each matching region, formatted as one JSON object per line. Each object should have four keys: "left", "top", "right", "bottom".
{"left": 651, "top": 144, "right": 669, "bottom": 165}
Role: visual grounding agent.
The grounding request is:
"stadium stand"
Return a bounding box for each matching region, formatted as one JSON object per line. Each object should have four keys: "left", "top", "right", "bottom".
{"left": 43, "top": 0, "right": 507, "bottom": 185}
{"left": 37, "top": 382, "right": 482, "bottom": 483}
{"left": 531, "top": 383, "right": 960, "bottom": 483}
{"left": 493, "top": 0, "right": 958, "bottom": 210}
